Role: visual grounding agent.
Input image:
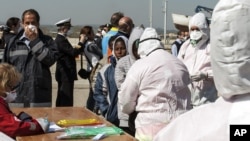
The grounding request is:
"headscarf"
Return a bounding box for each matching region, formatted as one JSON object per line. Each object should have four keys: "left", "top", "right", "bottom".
{"left": 138, "top": 27, "right": 164, "bottom": 58}
{"left": 211, "top": 0, "right": 250, "bottom": 99}
{"left": 112, "top": 35, "right": 128, "bottom": 59}
{"left": 128, "top": 26, "right": 144, "bottom": 60}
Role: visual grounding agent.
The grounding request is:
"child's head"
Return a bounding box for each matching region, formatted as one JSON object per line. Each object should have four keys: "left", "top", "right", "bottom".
{"left": 0, "top": 63, "right": 21, "bottom": 96}
{"left": 113, "top": 36, "right": 127, "bottom": 59}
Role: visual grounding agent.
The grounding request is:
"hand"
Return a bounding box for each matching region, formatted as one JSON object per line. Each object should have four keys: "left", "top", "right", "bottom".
{"left": 190, "top": 72, "right": 207, "bottom": 82}
{"left": 74, "top": 44, "right": 82, "bottom": 49}
{"left": 79, "top": 34, "right": 88, "bottom": 43}
{"left": 36, "top": 117, "right": 50, "bottom": 133}
{"left": 25, "top": 25, "right": 38, "bottom": 41}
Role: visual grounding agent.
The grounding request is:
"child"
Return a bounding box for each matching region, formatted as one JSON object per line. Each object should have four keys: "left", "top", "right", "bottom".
{"left": 94, "top": 36, "right": 128, "bottom": 126}
{"left": 0, "top": 63, "right": 49, "bottom": 139}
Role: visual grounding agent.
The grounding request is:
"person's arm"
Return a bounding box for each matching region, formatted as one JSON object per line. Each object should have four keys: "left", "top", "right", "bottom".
{"left": 171, "top": 43, "right": 178, "bottom": 57}
{"left": 87, "top": 43, "right": 103, "bottom": 59}
{"left": 29, "top": 35, "right": 59, "bottom": 67}
{"left": 56, "top": 37, "right": 82, "bottom": 58}
{"left": 93, "top": 66, "right": 109, "bottom": 116}
{"left": 114, "top": 59, "right": 126, "bottom": 90}
{"left": 118, "top": 72, "right": 140, "bottom": 114}
{"left": 0, "top": 114, "right": 44, "bottom": 139}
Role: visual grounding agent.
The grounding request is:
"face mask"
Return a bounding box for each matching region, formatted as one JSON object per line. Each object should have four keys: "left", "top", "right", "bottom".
{"left": 101, "top": 30, "right": 106, "bottom": 36}
{"left": 190, "top": 30, "right": 203, "bottom": 40}
{"left": 4, "top": 91, "right": 17, "bottom": 103}
{"left": 27, "top": 24, "right": 36, "bottom": 32}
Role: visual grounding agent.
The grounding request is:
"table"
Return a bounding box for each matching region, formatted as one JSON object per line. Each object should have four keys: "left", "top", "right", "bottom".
{"left": 12, "top": 107, "right": 137, "bottom": 141}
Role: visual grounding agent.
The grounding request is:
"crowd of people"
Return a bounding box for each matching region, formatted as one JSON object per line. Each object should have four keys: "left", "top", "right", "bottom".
{"left": 0, "top": 0, "right": 249, "bottom": 140}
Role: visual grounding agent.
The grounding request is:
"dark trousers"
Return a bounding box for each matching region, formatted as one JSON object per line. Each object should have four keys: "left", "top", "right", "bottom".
{"left": 56, "top": 81, "right": 74, "bottom": 107}
{"left": 86, "top": 88, "right": 95, "bottom": 111}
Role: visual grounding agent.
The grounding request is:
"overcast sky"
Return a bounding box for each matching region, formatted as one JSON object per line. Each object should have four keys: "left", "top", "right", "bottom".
{"left": 0, "top": 0, "right": 218, "bottom": 30}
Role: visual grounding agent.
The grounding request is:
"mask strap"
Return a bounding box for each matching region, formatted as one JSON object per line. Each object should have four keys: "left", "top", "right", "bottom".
{"left": 139, "top": 38, "right": 160, "bottom": 44}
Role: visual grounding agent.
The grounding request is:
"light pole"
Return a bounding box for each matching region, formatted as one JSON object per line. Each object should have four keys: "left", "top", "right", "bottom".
{"left": 163, "top": 0, "right": 168, "bottom": 45}
{"left": 149, "top": 0, "right": 153, "bottom": 27}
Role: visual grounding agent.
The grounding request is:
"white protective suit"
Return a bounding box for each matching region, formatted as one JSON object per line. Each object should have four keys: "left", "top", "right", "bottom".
{"left": 119, "top": 27, "right": 191, "bottom": 141}
{"left": 115, "top": 27, "right": 144, "bottom": 127}
{"left": 177, "top": 12, "right": 217, "bottom": 107}
{"left": 154, "top": 0, "right": 250, "bottom": 141}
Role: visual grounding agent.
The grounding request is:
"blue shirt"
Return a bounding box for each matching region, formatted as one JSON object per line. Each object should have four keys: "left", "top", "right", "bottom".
{"left": 101, "top": 27, "right": 118, "bottom": 55}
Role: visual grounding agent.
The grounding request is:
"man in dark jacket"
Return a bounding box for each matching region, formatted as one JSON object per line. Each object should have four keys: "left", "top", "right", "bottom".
{"left": 54, "top": 18, "right": 83, "bottom": 107}
{"left": 3, "top": 9, "right": 59, "bottom": 107}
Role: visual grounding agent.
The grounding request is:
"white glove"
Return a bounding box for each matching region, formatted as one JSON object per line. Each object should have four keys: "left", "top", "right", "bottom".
{"left": 190, "top": 72, "right": 207, "bottom": 82}
{"left": 36, "top": 117, "right": 50, "bottom": 133}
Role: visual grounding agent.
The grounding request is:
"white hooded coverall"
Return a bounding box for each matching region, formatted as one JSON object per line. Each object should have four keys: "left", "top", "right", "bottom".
{"left": 119, "top": 27, "right": 191, "bottom": 141}
{"left": 177, "top": 13, "right": 217, "bottom": 107}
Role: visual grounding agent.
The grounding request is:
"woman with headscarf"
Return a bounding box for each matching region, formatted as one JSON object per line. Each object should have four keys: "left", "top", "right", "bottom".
{"left": 177, "top": 12, "right": 217, "bottom": 107}
{"left": 154, "top": 0, "right": 250, "bottom": 140}
{"left": 93, "top": 35, "right": 128, "bottom": 127}
{"left": 119, "top": 27, "right": 191, "bottom": 141}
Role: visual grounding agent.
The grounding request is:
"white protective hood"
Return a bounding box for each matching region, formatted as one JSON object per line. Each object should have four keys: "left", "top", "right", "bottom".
{"left": 138, "top": 27, "right": 164, "bottom": 58}
{"left": 211, "top": 0, "right": 250, "bottom": 99}
{"left": 189, "top": 12, "right": 208, "bottom": 32}
{"left": 189, "top": 12, "right": 209, "bottom": 47}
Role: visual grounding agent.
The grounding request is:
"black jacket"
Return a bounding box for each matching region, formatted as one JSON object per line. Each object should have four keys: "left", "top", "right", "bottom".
{"left": 3, "top": 29, "right": 59, "bottom": 107}
{"left": 55, "top": 34, "right": 82, "bottom": 82}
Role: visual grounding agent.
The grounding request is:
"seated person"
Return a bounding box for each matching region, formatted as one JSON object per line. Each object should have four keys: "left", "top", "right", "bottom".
{"left": 0, "top": 63, "right": 49, "bottom": 139}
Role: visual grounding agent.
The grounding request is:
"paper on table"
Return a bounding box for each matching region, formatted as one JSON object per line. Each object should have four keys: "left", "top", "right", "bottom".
{"left": 48, "top": 122, "right": 65, "bottom": 132}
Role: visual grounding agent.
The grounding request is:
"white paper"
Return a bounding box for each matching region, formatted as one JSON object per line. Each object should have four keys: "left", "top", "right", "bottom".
{"left": 48, "top": 122, "right": 65, "bottom": 132}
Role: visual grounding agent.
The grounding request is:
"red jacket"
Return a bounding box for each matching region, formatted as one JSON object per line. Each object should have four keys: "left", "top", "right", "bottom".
{"left": 0, "top": 97, "right": 44, "bottom": 139}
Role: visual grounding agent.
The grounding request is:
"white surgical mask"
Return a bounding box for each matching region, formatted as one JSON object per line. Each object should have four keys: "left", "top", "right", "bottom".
{"left": 27, "top": 24, "right": 36, "bottom": 32}
{"left": 4, "top": 91, "right": 17, "bottom": 103}
{"left": 101, "top": 30, "right": 107, "bottom": 36}
{"left": 190, "top": 30, "right": 203, "bottom": 40}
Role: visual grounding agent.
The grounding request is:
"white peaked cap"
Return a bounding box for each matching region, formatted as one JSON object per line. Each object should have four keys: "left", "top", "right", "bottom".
{"left": 55, "top": 18, "right": 72, "bottom": 27}
{"left": 211, "top": 0, "right": 250, "bottom": 99}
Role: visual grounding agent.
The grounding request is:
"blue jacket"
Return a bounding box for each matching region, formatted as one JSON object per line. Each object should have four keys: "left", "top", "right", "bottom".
{"left": 93, "top": 56, "right": 119, "bottom": 126}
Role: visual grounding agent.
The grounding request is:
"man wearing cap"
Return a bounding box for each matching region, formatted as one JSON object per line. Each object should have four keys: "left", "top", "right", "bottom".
{"left": 2, "top": 9, "right": 59, "bottom": 107}
{"left": 54, "top": 18, "right": 83, "bottom": 107}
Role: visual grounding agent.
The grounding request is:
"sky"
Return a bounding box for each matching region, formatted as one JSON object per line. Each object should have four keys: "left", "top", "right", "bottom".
{"left": 0, "top": 0, "right": 218, "bottom": 30}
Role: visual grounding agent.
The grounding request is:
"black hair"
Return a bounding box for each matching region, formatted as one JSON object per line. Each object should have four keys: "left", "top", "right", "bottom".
{"left": 108, "top": 35, "right": 119, "bottom": 47}
{"left": 6, "top": 17, "right": 20, "bottom": 28}
{"left": 110, "top": 12, "right": 124, "bottom": 27}
{"left": 22, "top": 9, "right": 40, "bottom": 23}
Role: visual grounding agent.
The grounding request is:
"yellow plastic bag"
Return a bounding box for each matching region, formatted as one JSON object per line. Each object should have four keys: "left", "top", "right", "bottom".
{"left": 57, "top": 119, "right": 102, "bottom": 127}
